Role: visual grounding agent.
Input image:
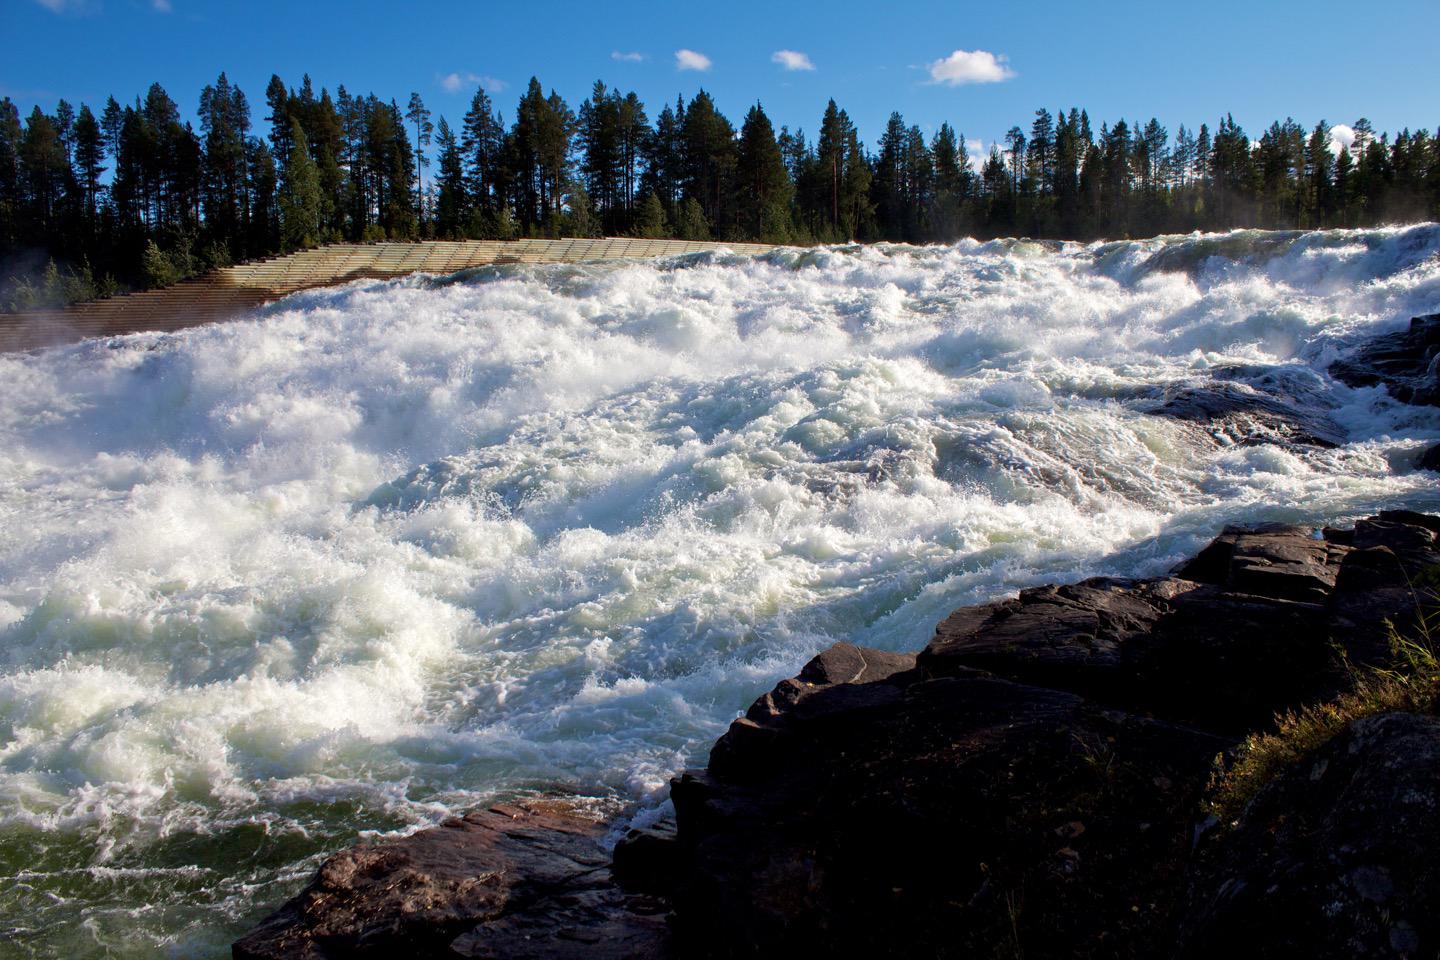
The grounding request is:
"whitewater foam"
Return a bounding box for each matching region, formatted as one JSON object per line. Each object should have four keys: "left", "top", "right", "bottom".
{"left": 1, "top": 225, "right": 1439, "bottom": 956}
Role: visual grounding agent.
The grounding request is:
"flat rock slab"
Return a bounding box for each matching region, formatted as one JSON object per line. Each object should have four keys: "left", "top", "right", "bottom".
{"left": 233, "top": 801, "right": 672, "bottom": 959}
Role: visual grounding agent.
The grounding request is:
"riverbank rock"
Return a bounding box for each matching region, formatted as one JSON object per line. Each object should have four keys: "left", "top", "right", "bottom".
{"left": 1176, "top": 712, "right": 1440, "bottom": 959}
{"left": 232, "top": 801, "right": 672, "bottom": 960}
{"left": 672, "top": 655, "right": 1227, "bottom": 958}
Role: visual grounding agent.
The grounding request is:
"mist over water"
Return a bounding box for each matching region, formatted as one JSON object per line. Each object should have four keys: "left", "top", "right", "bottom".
{"left": 2, "top": 226, "right": 1439, "bottom": 956}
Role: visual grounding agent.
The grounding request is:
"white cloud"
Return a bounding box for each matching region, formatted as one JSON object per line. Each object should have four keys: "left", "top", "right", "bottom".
{"left": 675, "top": 49, "right": 712, "bottom": 72}
{"left": 965, "top": 138, "right": 989, "bottom": 170}
{"left": 440, "top": 72, "right": 506, "bottom": 94}
{"left": 1328, "top": 123, "right": 1356, "bottom": 156}
{"left": 926, "top": 49, "right": 1015, "bottom": 86}
{"left": 612, "top": 51, "right": 645, "bottom": 62}
{"left": 34, "top": 0, "right": 71, "bottom": 11}
{"left": 153, "top": 0, "right": 172, "bottom": 10}
{"left": 772, "top": 50, "right": 815, "bottom": 71}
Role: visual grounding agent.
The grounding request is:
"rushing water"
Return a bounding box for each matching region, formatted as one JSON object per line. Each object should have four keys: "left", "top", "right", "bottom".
{"left": 1, "top": 226, "right": 1439, "bottom": 956}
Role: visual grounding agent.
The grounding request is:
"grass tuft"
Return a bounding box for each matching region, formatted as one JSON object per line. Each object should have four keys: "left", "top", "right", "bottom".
{"left": 1206, "top": 582, "right": 1438, "bottom": 824}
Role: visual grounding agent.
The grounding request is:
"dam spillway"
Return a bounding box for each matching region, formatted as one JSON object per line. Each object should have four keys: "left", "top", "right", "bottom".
{"left": 0, "top": 237, "right": 774, "bottom": 352}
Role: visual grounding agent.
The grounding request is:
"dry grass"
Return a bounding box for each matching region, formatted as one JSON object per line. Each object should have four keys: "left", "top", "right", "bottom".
{"left": 1206, "top": 583, "right": 1438, "bottom": 824}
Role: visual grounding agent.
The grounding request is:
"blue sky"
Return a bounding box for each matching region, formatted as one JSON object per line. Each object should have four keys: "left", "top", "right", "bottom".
{"left": 4, "top": 0, "right": 1438, "bottom": 159}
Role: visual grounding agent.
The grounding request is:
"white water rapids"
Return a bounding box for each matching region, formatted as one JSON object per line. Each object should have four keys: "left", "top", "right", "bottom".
{"left": 1, "top": 226, "right": 1439, "bottom": 956}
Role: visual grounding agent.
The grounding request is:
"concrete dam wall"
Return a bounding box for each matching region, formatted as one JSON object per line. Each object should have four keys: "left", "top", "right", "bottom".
{"left": 0, "top": 237, "right": 774, "bottom": 353}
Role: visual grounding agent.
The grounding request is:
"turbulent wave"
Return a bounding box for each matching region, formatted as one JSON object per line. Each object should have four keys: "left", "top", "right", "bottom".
{"left": 1, "top": 225, "right": 1439, "bottom": 956}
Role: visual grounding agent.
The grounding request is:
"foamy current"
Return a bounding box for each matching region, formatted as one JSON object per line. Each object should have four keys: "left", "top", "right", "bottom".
{"left": 2, "top": 227, "right": 1439, "bottom": 956}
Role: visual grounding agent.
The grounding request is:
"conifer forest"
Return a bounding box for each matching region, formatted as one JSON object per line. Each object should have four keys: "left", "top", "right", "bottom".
{"left": 3, "top": 72, "right": 1438, "bottom": 307}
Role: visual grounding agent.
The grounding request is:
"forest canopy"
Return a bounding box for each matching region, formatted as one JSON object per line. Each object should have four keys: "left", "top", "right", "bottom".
{"left": 2, "top": 72, "right": 1437, "bottom": 308}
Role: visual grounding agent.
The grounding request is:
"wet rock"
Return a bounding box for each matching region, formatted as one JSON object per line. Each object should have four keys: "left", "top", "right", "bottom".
{"left": 1176, "top": 713, "right": 1440, "bottom": 959}
{"left": 1173, "top": 523, "right": 1347, "bottom": 603}
{"left": 1152, "top": 380, "right": 1347, "bottom": 448}
{"left": 612, "top": 818, "right": 679, "bottom": 897}
{"left": 1331, "top": 313, "right": 1440, "bottom": 407}
{"left": 1419, "top": 442, "right": 1440, "bottom": 471}
{"left": 232, "top": 801, "right": 672, "bottom": 960}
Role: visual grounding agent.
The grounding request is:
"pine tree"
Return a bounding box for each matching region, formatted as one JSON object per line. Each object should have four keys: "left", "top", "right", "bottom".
{"left": 1304, "top": 121, "right": 1334, "bottom": 226}
{"left": 641, "top": 98, "right": 684, "bottom": 218}
{"left": 1028, "top": 108, "right": 1054, "bottom": 190}
{"left": 198, "top": 73, "right": 251, "bottom": 250}
{"left": 578, "top": 82, "right": 617, "bottom": 217}
{"left": 406, "top": 92, "right": 433, "bottom": 228}
{"left": 19, "top": 107, "right": 68, "bottom": 233}
{"left": 0, "top": 98, "right": 22, "bottom": 250}
{"left": 680, "top": 90, "right": 736, "bottom": 235}
{"left": 839, "top": 124, "right": 872, "bottom": 240}
{"left": 931, "top": 122, "right": 966, "bottom": 240}
{"left": 265, "top": 75, "right": 293, "bottom": 172}
{"left": 874, "top": 112, "right": 909, "bottom": 240}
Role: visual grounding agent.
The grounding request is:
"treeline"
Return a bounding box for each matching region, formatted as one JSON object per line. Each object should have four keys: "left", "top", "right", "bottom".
{"left": 3, "top": 71, "right": 1439, "bottom": 308}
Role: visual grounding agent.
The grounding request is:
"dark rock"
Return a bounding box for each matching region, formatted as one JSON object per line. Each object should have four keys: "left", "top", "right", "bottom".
{"left": 671, "top": 663, "right": 1227, "bottom": 959}
{"left": 1419, "top": 443, "right": 1440, "bottom": 471}
{"left": 920, "top": 518, "right": 1438, "bottom": 735}
{"left": 1330, "top": 313, "right": 1440, "bottom": 407}
{"left": 1153, "top": 381, "right": 1346, "bottom": 448}
{"left": 921, "top": 577, "right": 1176, "bottom": 703}
{"left": 1173, "top": 523, "right": 1347, "bottom": 603}
{"left": 612, "top": 819, "right": 679, "bottom": 896}
{"left": 232, "top": 801, "right": 672, "bottom": 960}
{"left": 1325, "top": 516, "right": 1440, "bottom": 668}
{"left": 1176, "top": 712, "right": 1440, "bottom": 959}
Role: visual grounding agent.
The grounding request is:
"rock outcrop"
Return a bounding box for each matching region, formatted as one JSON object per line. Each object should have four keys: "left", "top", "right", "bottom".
{"left": 1154, "top": 376, "right": 1345, "bottom": 448}
{"left": 1331, "top": 313, "right": 1440, "bottom": 408}
{"left": 232, "top": 801, "right": 671, "bottom": 960}
{"left": 1176, "top": 712, "right": 1440, "bottom": 959}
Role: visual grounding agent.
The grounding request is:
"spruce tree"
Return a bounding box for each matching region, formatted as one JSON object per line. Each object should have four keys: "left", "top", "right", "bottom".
{"left": 433, "top": 116, "right": 466, "bottom": 238}
{"left": 736, "top": 103, "right": 792, "bottom": 241}
{"left": 72, "top": 104, "right": 104, "bottom": 221}
{"left": 633, "top": 191, "right": 668, "bottom": 238}
{"left": 280, "top": 119, "right": 321, "bottom": 249}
